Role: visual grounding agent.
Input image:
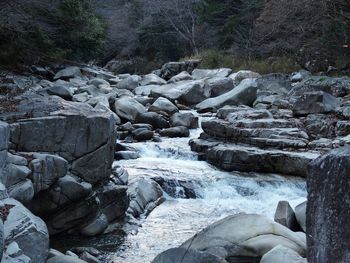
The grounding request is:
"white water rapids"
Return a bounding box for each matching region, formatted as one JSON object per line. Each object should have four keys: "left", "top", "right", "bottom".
{"left": 106, "top": 112, "right": 307, "bottom": 263}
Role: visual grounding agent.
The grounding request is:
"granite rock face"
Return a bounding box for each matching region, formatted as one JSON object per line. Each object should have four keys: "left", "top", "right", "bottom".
{"left": 307, "top": 147, "right": 350, "bottom": 263}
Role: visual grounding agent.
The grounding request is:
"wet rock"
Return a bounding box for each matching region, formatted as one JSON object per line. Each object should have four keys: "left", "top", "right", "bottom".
{"left": 3, "top": 198, "right": 49, "bottom": 263}
{"left": 135, "top": 112, "right": 169, "bottom": 129}
{"left": 70, "top": 247, "right": 101, "bottom": 257}
{"left": 295, "top": 201, "right": 306, "bottom": 232}
{"left": 2, "top": 241, "right": 31, "bottom": 263}
{"left": 335, "top": 121, "right": 350, "bottom": 136}
{"left": 0, "top": 121, "right": 9, "bottom": 152}
{"left": 274, "top": 201, "right": 299, "bottom": 231}
{"left": 111, "top": 166, "right": 129, "bottom": 185}
{"left": 128, "top": 178, "right": 164, "bottom": 218}
{"left": 304, "top": 114, "right": 336, "bottom": 139}
{"left": 260, "top": 245, "right": 307, "bottom": 263}
{"left": 205, "top": 77, "right": 234, "bottom": 97}
{"left": 292, "top": 91, "right": 339, "bottom": 116}
{"left": 196, "top": 79, "right": 258, "bottom": 112}
{"left": 159, "top": 126, "right": 190, "bottom": 138}
{"left": 149, "top": 97, "right": 179, "bottom": 116}
{"left": 291, "top": 70, "right": 312, "bottom": 82}
{"left": 170, "top": 112, "right": 198, "bottom": 129}
{"left": 229, "top": 70, "right": 261, "bottom": 84}
{"left": 132, "top": 128, "right": 154, "bottom": 141}
{"left": 192, "top": 68, "right": 232, "bottom": 80}
{"left": 114, "top": 151, "right": 140, "bottom": 160}
{"left": 8, "top": 179, "right": 34, "bottom": 204}
{"left": 2, "top": 163, "right": 31, "bottom": 187}
{"left": 79, "top": 213, "right": 108, "bottom": 236}
{"left": 181, "top": 213, "right": 306, "bottom": 261}
{"left": 152, "top": 247, "right": 227, "bottom": 263}
{"left": 54, "top": 67, "right": 82, "bottom": 80}
{"left": 307, "top": 147, "right": 350, "bottom": 263}
{"left": 224, "top": 108, "right": 273, "bottom": 122}
{"left": 113, "top": 96, "right": 146, "bottom": 121}
{"left": 79, "top": 251, "right": 101, "bottom": 263}
{"left": 47, "top": 255, "right": 87, "bottom": 263}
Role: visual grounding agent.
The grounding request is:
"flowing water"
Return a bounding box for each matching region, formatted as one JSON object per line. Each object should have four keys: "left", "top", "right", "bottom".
{"left": 105, "top": 112, "right": 307, "bottom": 263}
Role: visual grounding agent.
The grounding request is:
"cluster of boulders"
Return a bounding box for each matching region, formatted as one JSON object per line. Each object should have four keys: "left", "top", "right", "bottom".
{"left": 1, "top": 60, "right": 350, "bottom": 262}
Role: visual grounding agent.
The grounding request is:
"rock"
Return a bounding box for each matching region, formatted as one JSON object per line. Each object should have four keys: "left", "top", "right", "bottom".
{"left": 257, "top": 73, "right": 292, "bottom": 97}
{"left": 292, "top": 91, "right": 339, "bottom": 116}
{"left": 54, "top": 67, "right": 82, "bottom": 80}
{"left": 304, "top": 114, "right": 336, "bottom": 139}
{"left": 195, "top": 79, "right": 258, "bottom": 112}
{"left": 2, "top": 241, "right": 31, "bottom": 263}
{"left": 135, "top": 112, "right": 169, "bottom": 129}
{"left": 260, "top": 245, "right": 307, "bottom": 263}
{"left": 72, "top": 92, "right": 90, "bottom": 103}
{"left": 47, "top": 85, "right": 73, "bottom": 100}
{"left": 46, "top": 196, "right": 99, "bottom": 235}
{"left": 2, "top": 163, "right": 31, "bottom": 187}
{"left": 48, "top": 248, "right": 65, "bottom": 258}
{"left": 204, "top": 77, "right": 234, "bottom": 97}
{"left": 274, "top": 201, "right": 299, "bottom": 231}
{"left": 114, "top": 151, "right": 140, "bottom": 160}
{"left": 87, "top": 78, "right": 110, "bottom": 88}
{"left": 307, "top": 147, "right": 350, "bottom": 263}
{"left": 159, "top": 126, "right": 190, "bottom": 138}
{"left": 111, "top": 166, "right": 129, "bottom": 185}
{"left": 70, "top": 247, "right": 101, "bottom": 257}
{"left": 140, "top": 74, "right": 167, "bottom": 86}
{"left": 79, "top": 213, "right": 108, "bottom": 236}
{"left": 6, "top": 153, "right": 27, "bottom": 166}
{"left": 170, "top": 112, "right": 198, "bottom": 129}
{"left": 152, "top": 248, "right": 227, "bottom": 263}
{"left": 191, "top": 142, "right": 318, "bottom": 177}
{"left": 335, "top": 121, "right": 350, "bottom": 136}
{"left": 132, "top": 128, "right": 154, "bottom": 142}
{"left": 113, "top": 96, "right": 147, "bottom": 121}
{"left": 79, "top": 251, "right": 101, "bottom": 263}
{"left": 3, "top": 198, "right": 49, "bottom": 263}
{"left": 294, "top": 201, "right": 306, "bottom": 232}
{"left": 290, "top": 70, "right": 312, "bottom": 82}
{"left": 29, "top": 153, "right": 68, "bottom": 193}
{"left": 128, "top": 178, "right": 163, "bottom": 218}
{"left": 168, "top": 71, "right": 193, "bottom": 83}
{"left": 181, "top": 213, "right": 306, "bottom": 261}
{"left": 229, "top": 70, "right": 261, "bottom": 84}
{"left": 0, "top": 217, "right": 3, "bottom": 259}
{"left": 149, "top": 97, "right": 179, "bottom": 116}
{"left": 159, "top": 60, "right": 200, "bottom": 80}
{"left": 0, "top": 121, "right": 9, "bottom": 151}
{"left": 192, "top": 68, "right": 232, "bottom": 80}
{"left": 47, "top": 255, "right": 87, "bottom": 263}
{"left": 116, "top": 75, "right": 141, "bottom": 90}
{"left": 66, "top": 251, "right": 79, "bottom": 258}
{"left": 8, "top": 179, "right": 34, "bottom": 204}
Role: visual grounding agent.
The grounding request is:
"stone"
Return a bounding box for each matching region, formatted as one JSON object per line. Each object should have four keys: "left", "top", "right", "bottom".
{"left": 168, "top": 71, "right": 193, "bottom": 83}
{"left": 8, "top": 179, "right": 34, "bottom": 204}
{"left": 139, "top": 74, "right": 167, "bottom": 86}
{"left": 128, "top": 178, "right": 163, "bottom": 218}
{"left": 79, "top": 213, "right": 108, "bottom": 236}
{"left": 2, "top": 164, "right": 31, "bottom": 187}
{"left": 291, "top": 70, "right": 312, "bottom": 82}
{"left": 0, "top": 216, "right": 3, "bottom": 259}
{"left": 6, "top": 153, "right": 27, "bottom": 166}
{"left": 152, "top": 248, "right": 227, "bottom": 263}
{"left": 159, "top": 126, "right": 190, "bottom": 138}
{"left": 159, "top": 60, "right": 200, "bottom": 80}
{"left": 257, "top": 73, "right": 292, "bottom": 97}
{"left": 170, "top": 112, "right": 198, "bottom": 129}
{"left": 149, "top": 97, "right": 179, "bottom": 116}
{"left": 29, "top": 153, "right": 68, "bottom": 193}
{"left": 66, "top": 251, "right": 79, "bottom": 258}
{"left": 135, "top": 112, "right": 169, "bottom": 129}
{"left": 79, "top": 251, "right": 101, "bottom": 263}
{"left": 2, "top": 241, "right": 31, "bottom": 263}
{"left": 181, "top": 213, "right": 306, "bottom": 261}
{"left": 195, "top": 79, "right": 258, "bottom": 112}
{"left": 132, "top": 128, "right": 154, "bottom": 142}
{"left": 47, "top": 255, "right": 87, "bottom": 263}
{"left": 294, "top": 201, "right": 306, "bottom": 232}
{"left": 114, "top": 151, "right": 140, "bottom": 160}
{"left": 87, "top": 78, "right": 110, "bottom": 88}
{"left": 116, "top": 75, "right": 141, "bottom": 90}
{"left": 48, "top": 249, "right": 65, "bottom": 258}
{"left": 3, "top": 198, "right": 49, "bottom": 263}
{"left": 204, "top": 77, "right": 234, "bottom": 97}
{"left": 72, "top": 92, "right": 90, "bottom": 103}
{"left": 111, "top": 166, "right": 129, "bottom": 185}
{"left": 54, "top": 67, "right": 82, "bottom": 80}
{"left": 47, "top": 85, "right": 73, "bottom": 100}
{"left": 113, "top": 96, "right": 147, "bottom": 121}
{"left": 0, "top": 121, "right": 9, "bottom": 151}
{"left": 307, "top": 147, "right": 350, "bottom": 263}
{"left": 292, "top": 91, "right": 339, "bottom": 116}
{"left": 274, "top": 201, "right": 299, "bottom": 231}
{"left": 335, "top": 121, "right": 350, "bottom": 136}
{"left": 229, "top": 70, "right": 261, "bottom": 84}
{"left": 260, "top": 245, "right": 307, "bottom": 263}
{"left": 304, "top": 114, "right": 336, "bottom": 139}
{"left": 192, "top": 68, "right": 232, "bottom": 80}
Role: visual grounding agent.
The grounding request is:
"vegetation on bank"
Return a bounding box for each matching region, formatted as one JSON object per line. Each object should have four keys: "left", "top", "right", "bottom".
{"left": 0, "top": 0, "right": 349, "bottom": 74}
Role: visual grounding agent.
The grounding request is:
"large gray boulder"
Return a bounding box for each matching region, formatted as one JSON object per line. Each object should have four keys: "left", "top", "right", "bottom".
{"left": 260, "top": 245, "right": 307, "bottom": 263}
{"left": 292, "top": 91, "right": 339, "bottom": 116}
{"left": 113, "top": 96, "right": 147, "bottom": 121}
{"left": 149, "top": 97, "right": 179, "bottom": 116}
{"left": 152, "top": 248, "right": 227, "bottom": 263}
{"left": 0, "top": 122, "right": 9, "bottom": 180}
{"left": 116, "top": 75, "right": 141, "bottom": 90}
{"left": 47, "top": 85, "right": 73, "bottom": 100}
{"left": 170, "top": 112, "right": 198, "bottom": 129}
{"left": 180, "top": 213, "right": 306, "bottom": 261}
{"left": 294, "top": 201, "right": 306, "bottom": 232}
{"left": 139, "top": 74, "right": 167, "bottom": 86}
{"left": 2, "top": 198, "right": 49, "bottom": 263}
{"left": 135, "top": 112, "right": 169, "bottom": 129}
{"left": 195, "top": 79, "right": 258, "bottom": 112}
{"left": 274, "top": 201, "right": 299, "bottom": 231}
{"left": 54, "top": 67, "right": 82, "bottom": 80}
{"left": 47, "top": 255, "right": 87, "bottom": 263}
{"left": 307, "top": 147, "right": 350, "bottom": 263}
{"left": 192, "top": 68, "right": 232, "bottom": 80}
{"left": 229, "top": 70, "right": 261, "bottom": 85}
